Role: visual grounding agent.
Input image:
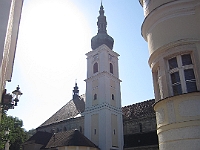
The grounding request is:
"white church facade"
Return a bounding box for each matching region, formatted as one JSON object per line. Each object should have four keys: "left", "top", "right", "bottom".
{"left": 23, "top": 3, "right": 158, "bottom": 150}
{"left": 23, "top": 0, "right": 200, "bottom": 150}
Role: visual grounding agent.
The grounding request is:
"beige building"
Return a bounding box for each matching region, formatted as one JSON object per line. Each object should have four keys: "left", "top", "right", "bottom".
{"left": 0, "top": 0, "right": 23, "bottom": 120}
{"left": 139, "top": 0, "right": 200, "bottom": 149}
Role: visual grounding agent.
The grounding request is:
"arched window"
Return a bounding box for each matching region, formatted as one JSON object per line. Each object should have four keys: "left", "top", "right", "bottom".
{"left": 93, "top": 62, "right": 98, "bottom": 73}
{"left": 94, "top": 94, "right": 97, "bottom": 100}
{"left": 80, "top": 126, "right": 82, "bottom": 133}
{"left": 111, "top": 94, "right": 114, "bottom": 100}
{"left": 110, "top": 63, "right": 113, "bottom": 74}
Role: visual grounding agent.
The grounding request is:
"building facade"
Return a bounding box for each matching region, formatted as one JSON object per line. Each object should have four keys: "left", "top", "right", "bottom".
{"left": 34, "top": 3, "right": 160, "bottom": 150}
{"left": 37, "top": 90, "right": 158, "bottom": 149}
{"left": 139, "top": 0, "right": 200, "bottom": 149}
{"left": 0, "top": 0, "right": 23, "bottom": 120}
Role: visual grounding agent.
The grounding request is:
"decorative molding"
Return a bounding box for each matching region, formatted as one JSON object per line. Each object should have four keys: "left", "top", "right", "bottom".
{"left": 85, "top": 71, "right": 121, "bottom": 82}
{"left": 83, "top": 102, "right": 122, "bottom": 115}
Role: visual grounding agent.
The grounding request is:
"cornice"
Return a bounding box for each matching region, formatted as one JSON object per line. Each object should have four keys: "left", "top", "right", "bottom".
{"left": 84, "top": 71, "right": 122, "bottom": 82}
{"left": 148, "top": 38, "right": 200, "bottom": 68}
{"left": 86, "top": 44, "right": 120, "bottom": 58}
{"left": 83, "top": 102, "right": 122, "bottom": 115}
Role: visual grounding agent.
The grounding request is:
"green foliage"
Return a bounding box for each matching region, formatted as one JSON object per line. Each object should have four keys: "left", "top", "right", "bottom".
{"left": 0, "top": 113, "right": 28, "bottom": 150}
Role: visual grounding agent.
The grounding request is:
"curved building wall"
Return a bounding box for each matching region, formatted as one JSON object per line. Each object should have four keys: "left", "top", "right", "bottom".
{"left": 140, "top": 0, "right": 200, "bottom": 149}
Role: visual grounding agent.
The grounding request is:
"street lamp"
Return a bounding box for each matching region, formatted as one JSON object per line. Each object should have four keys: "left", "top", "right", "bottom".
{"left": 1, "top": 85, "right": 23, "bottom": 111}
{"left": 12, "top": 85, "right": 23, "bottom": 106}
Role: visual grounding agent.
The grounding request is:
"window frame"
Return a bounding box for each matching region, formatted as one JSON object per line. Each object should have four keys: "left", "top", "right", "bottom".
{"left": 94, "top": 93, "right": 97, "bottom": 100}
{"left": 93, "top": 62, "right": 98, "bottom": 74}
{"left": 111, "top": 94, "right": 115, "bottom": 100}
{"left": 110, "top": 63, "right": 113, "bottom": 74}
{"left": 167, "top": 53, "right": 197, "bottom": 96}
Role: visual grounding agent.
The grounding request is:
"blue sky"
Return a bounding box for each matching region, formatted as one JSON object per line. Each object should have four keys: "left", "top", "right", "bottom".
{"left": 6, "top": 0, "right": 154, "bottom": 131}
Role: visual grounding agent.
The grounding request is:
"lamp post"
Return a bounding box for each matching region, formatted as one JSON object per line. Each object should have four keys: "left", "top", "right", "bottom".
{"left": 12, "top": 85, "right": 23, "bottom": 106}
{"left": 1, "top": 85, "right": 23, "bottom": 111}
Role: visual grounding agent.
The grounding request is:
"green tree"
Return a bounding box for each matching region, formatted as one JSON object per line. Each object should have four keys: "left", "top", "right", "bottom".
{"left": 0, "top": 113, "right": 28, "bottom": 150}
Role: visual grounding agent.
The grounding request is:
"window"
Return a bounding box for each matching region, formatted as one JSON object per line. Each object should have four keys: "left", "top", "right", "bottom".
{"left": 113, "top": 129, "right": 116, "bottom": 135}
{"left": 93, "top": 62, "right": 98, "bottom": 74}
{"left": 111, "top": 94, "right": 114, "bottom": 100}
{"left": 168, "top": 54, "right": 197, "bottom": 96}
{"left": 94, "top": 94, "right": 97, "bottom": 100}
{"left": 110, "top": 63, "right": 113, "bottom": 74}
{"left": 139, "top": 123, "right": 142, "bottom": 132}
{"left": 94, "top": 129, "right": 96, "bottom": 135}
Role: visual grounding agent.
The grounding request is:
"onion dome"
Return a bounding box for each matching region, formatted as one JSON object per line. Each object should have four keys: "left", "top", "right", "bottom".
{"left": 91, "top": 3, "right": 114, "bottom": 50}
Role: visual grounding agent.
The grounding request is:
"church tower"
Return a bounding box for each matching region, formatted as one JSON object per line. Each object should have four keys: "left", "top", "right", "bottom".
{"left": 84, "top": 4, "right": 124, "bottom": 150}
{"left": 139, "top": 0, "right": 200, "bottom": 150}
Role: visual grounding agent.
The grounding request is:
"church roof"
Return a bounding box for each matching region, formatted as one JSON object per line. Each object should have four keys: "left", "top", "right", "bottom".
{"left": 45, "top": 129, "right": 98, "bottom": 149}
{"left": 39, "top": 94, "right": 85, "bottom": 127}
{"left": 122, "top": 99, "right": 155, "bottom": 121}
{"left": 23, "top": 131, "right": 52, "bottom": 146}
{"left": 38, "top": 94, "right": 155, "bottom": 129}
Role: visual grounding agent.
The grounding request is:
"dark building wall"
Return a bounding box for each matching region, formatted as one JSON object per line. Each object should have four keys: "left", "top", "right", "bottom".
{"left": 124, "top": 131, "right": 159, "bottom": 150}
{"left": 123, "top": 116, "right": 157, "bottom": 135}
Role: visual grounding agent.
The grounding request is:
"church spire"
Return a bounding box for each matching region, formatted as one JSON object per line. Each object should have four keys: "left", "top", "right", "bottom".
{"left": 91, "top": 3, "right": 114, "bottom": 50}
{"left": 73, "top": 81, "right": 79, "bottom": 99}
{"left": 97, "top": 2, "right": 107, "bottom": 33}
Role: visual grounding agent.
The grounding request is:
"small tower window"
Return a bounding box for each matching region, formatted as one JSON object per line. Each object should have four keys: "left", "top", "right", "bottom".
{"left": 93, "top": 62, "right": 98, "bottom": 74}
{"left": 94, "top": 94, "right": 97, "bottom": 100}
{"left": 113, "top": 129, "right": 116, "bottom": 135}
{"left": 111, "top": 94, "right": 114, "bottom": 100}
{"left": 139, "top": 123, "right": 142, "bottom": 132}
{"left": 94, "top": 129, "right": 97, "bottom": 135}
{"left": 110, "top": 63, "right": 113, "bottom": 74}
